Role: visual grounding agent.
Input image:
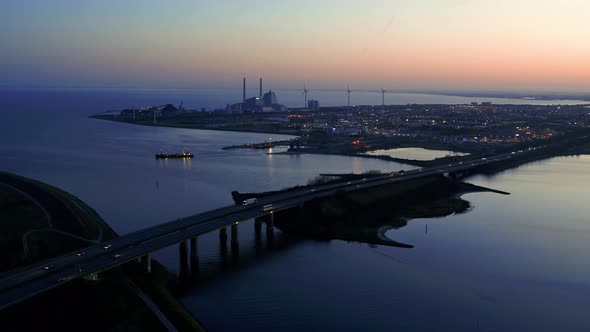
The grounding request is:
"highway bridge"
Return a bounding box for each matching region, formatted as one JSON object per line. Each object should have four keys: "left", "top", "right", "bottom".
{"left": 0, "top": 148, "right": 541, "bottom": 310}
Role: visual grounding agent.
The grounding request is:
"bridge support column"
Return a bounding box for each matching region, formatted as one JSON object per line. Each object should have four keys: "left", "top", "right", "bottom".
{"left": 255, "top": 219, "right": 262, "bottom": 235}
{"left": 266, "top": 213, "right": 275, "bottom": 240}
{"left": 141, "top": 254, "right": 152, "bottom": 273}
{"left": 190, "top": 237, "right": 199, "bottom": 275}
{"left": 219, "top": 227, "right": 228, "bottom": 243}
{"left": 231, "top": 223, "right": 239, "bottom": 249}
{"left": 179, "top": 240, "right": 188, "bottom": 279}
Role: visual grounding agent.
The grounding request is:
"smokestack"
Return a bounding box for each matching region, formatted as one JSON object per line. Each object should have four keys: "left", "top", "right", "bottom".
{"left": 243, "top": 77, "right": 246, "bottom": 103}
{"left": 259, "top": 78, "right": 263, "bottom": 97}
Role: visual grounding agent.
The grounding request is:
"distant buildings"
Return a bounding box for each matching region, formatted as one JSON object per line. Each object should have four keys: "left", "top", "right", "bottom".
{"left": 307, "top": 100, "right": 320, "bottom": 111}
{"left": 119, "top": 103, "right": 182, "bottom": 118}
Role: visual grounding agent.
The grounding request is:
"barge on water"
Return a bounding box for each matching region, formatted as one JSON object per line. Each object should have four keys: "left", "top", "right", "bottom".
{"left": 155, "top": 150, "right": 194, "bottom": 159}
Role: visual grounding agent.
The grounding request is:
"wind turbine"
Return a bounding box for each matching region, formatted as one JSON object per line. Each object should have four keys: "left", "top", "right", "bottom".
{"left": 346, "top": 85, "right": 352, "bottom": 109}
{"left": 302, "top": 84, "right": 309, "bottom": 108}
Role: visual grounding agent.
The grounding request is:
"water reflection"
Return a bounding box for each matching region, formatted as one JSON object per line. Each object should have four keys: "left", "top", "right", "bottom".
{"left": 266, "top": 148, "right": 275, "bottom": 179}
{"left": 182, "top": 157, "right": 191, "bottom": 170}
{"left": 158, "top": 158, "right": 169, "bottom": 168}
{"left": 176, "top": 219, "right": 301, "bottom": 292}
{"left": 352, "top": 158, "right": 363, "bottom": 173}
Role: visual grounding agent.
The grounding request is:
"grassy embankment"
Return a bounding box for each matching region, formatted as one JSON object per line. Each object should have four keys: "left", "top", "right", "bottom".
{"left": 0, "top": 172, "right": 204, "bottom": 331}
{"left": 123, "top": 262, "right": 206, "bottom": 332}
{"left": 0, "top": 185, "right": 48, "bottom": 271}
{"left": 0, "top": 171, "right": 117, "bottom": 271}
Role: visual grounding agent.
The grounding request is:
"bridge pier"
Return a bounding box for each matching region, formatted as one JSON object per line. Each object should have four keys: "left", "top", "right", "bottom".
{"left": 219, "top": 236, "right": 229, "bottom": 267}
{"left": 254, "top": 219, "right": 262, "bottom": 235}
{"left": 266, "top": 213, "right": 274, "bottom": 236}
{"left": 230, "top": 222, "right": 240, "bottom": 263}
{"left": 219, "top": 227, "right": 228, "bottom": 243}
{"left": 179, "top": 240, "right": 188, "bottom": 279}
{"left": 141, "top": 254, "right": 152, "bottom": 273}
{"left": 190, "top": 237, "right": 199, "bottom": 276}
{"left": 231, "top": 223, "right": 239, "bottom": 249}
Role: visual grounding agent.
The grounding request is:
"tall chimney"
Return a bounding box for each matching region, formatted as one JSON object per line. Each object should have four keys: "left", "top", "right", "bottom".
{"left": 243, "top": 77, "right": 246, "bottom": 103}
{"left": 259, "top": 78, "right": 263, "bottom": 97}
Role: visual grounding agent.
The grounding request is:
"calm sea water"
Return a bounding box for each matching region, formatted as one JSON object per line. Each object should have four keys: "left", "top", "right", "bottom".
{"left": 4, "top": 87, "right": 586, "bottom": 111}
{"left": 1, "top": 89, "right": 590, "bottom": 331}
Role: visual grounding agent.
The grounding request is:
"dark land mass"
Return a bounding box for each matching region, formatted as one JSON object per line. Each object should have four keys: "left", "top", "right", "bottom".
{"left": 0, "top": 270, "right": 166, "bottom": 332}
{"left": 0, "top": 172, "right": 203, "bottom": 332}
{"left": 231, "top": 170, "right": 386, "bottom": 205}
{"left": 91, "top": 111, "right": 300, "bottom": 136}
{"left": 0, "top": 173, "right": 87, "bottom": 236}
{"left": 254, "top": 176, "right": 508, "bottom": 247}
{"left": 0, "top": 171, "right": 114, "bottom": 272}
{"left": 248, "top": 131, "right": 589, "bottom": 246}
{"left": 91, "top": 103, "right": 590, "bottom": 170}
{"left": 473, "top": 128, "right": 590, "bottom": 176}
{"left": 272, "top": 127, "right": 590, "bottom": 174}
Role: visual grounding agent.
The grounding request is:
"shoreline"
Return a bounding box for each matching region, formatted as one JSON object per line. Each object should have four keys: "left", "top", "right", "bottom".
{"left": 90, "top": 114, "right": 590, "bottom": 174}
{"left": 377, "top": 226, "right": 395, "bottom": 243}
{"left": 90, "top": 114, "right": 481, "bottom": 165}
{"left": 90, "top": 114, "right": 300, "bottom": 137}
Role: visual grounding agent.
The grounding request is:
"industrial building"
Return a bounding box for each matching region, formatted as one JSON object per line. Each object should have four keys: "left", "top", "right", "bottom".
{"left": 307, "top": 100, "right": 320, "bottom": 111}
{"left": 227, "top": 78, "right": 288, "bottom": 113}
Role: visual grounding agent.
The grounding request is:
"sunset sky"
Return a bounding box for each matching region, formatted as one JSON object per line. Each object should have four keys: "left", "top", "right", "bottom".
{"left": 2, "top": 0, "right": 590, "bottom": 92}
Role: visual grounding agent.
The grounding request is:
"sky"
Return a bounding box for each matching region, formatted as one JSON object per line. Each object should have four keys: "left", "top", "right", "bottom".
{"left": 2, "top": 0, "right": 590, "bottom": 92}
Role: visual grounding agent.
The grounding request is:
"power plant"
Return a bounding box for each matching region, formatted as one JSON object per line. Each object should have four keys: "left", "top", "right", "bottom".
{"left": 303, "top": 84, "right": 309, "bottom": 108}
{"left": 243, "top": 77, "right": 246, "bottom": 103}
{"left": 346, "top": 85, "right": 352, "bottom": 109}
{"left": 228, "top": 77, "right": 288, "bottom": 112}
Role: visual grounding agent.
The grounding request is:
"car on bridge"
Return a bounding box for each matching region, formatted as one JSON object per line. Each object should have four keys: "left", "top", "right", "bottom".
{"left": 56, "top": 275, "right": 76, "bottom": 283}
{"left": 242, "top": 198, "right": 257, "bottom": 206}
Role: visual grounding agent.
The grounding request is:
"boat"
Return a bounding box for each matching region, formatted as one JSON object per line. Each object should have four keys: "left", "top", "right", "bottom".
{"left": 155, "top": 150, "right": 194, "bottom": 159}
